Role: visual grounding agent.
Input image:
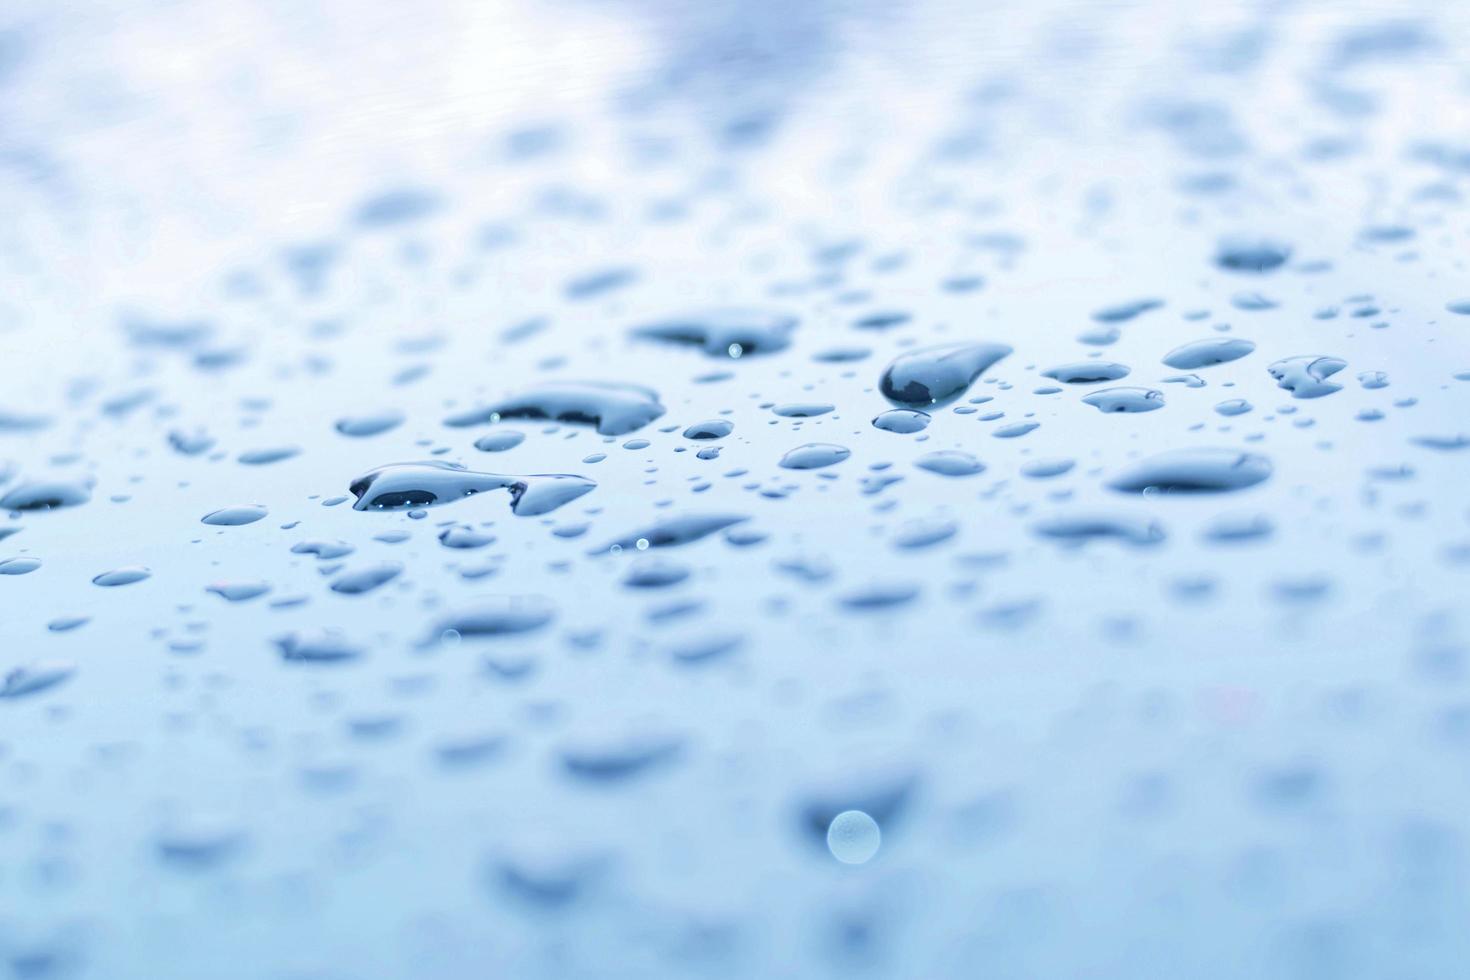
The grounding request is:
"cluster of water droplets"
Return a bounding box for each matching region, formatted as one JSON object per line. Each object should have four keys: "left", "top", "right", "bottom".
{"left": 4, "top": 3, "right": 1470, "bottom": 978}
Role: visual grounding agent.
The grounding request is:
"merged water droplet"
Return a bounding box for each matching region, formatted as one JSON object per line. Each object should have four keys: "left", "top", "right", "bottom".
{"left": 0, "top": 481, "right": 91, "bottom": 512}
{"left": 1268, "top": 355, "right": 1347, "bottom": 398}
{"left": 915, "top": 451, "right": 985, "bottom": 477}
{"left": 349, "top": 461, "right": 594, "bottom": 516}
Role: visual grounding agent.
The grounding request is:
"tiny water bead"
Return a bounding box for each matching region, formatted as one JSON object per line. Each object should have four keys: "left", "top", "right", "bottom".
{"left": 827, "top": 810, "right": 882, "bottom": 864}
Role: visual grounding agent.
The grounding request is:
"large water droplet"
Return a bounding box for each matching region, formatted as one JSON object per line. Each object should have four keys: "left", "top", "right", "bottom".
{"left": 878, "top": 342, "right": 1012, "bottom": 408}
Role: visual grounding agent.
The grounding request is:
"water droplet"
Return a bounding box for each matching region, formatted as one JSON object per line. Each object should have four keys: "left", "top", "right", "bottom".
{"left": 1162, "top": 338, "right": 1256, "bottom": 369}
{"left": 329, "top": 562, "right": 402, "bottom": 595}
{"left": 92, "top": 566, "right": 151, "bottom": 587}
{"left": 446, "top": 381, "right": 665, "bottom": 436}
{"left": 0, "top": 481, "right": 91, "bottom": 512}
{"left": 1107, "top": 449, "right": 1272, "bottom": 494}
{"left": 872, "top": 409, "right": 930, "bottom": 434}
{"left": 683, "top": 419, "right": 733, "bottom": 440}
{"left": 878, "top": 342, "right": 1012, "bottom": 407}
{"left": 779, "top": 444, "right": 851, "bottom": 469}
{"left": 200, "top": 504, "right": 268, "bottom": 526}
{"left": 349, "top": 461, "right": 594, "bottom": 516}
{"left": 0, "top": 557, "right": 41, "bottom": 575}
{"left": 631, "top": 308, "right": 797, "bottom": 357}
{"left": 1043, "top": 361, "right": 1130, "bottom": 384}
{"left": 1268, "top": 355, "right": 1348, "bottom": 398}
{"left": 1215, "top": 237, "right": 1291, "bottom": 273}
{"left": 334, "top": 411, "right": 404, "bottom": 437}
{"left": 1082, "top": 387, "right": 1164, "bottom": 413}
{"left": 827, "top": 810, "right": 881, "bottom": 864}
{"left": 474, "top": 430, "right": 526, "bottom": 452}
{"left": 0, "top": 660, "right": 75, "bottom": 698}
{"left": 914, "top": 451, "right": 985, "bottom": 477}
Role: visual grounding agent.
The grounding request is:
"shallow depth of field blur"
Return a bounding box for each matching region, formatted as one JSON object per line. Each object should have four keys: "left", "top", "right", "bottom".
{"left": 4, "top": 1, "right": 1470, "bottom": 977}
